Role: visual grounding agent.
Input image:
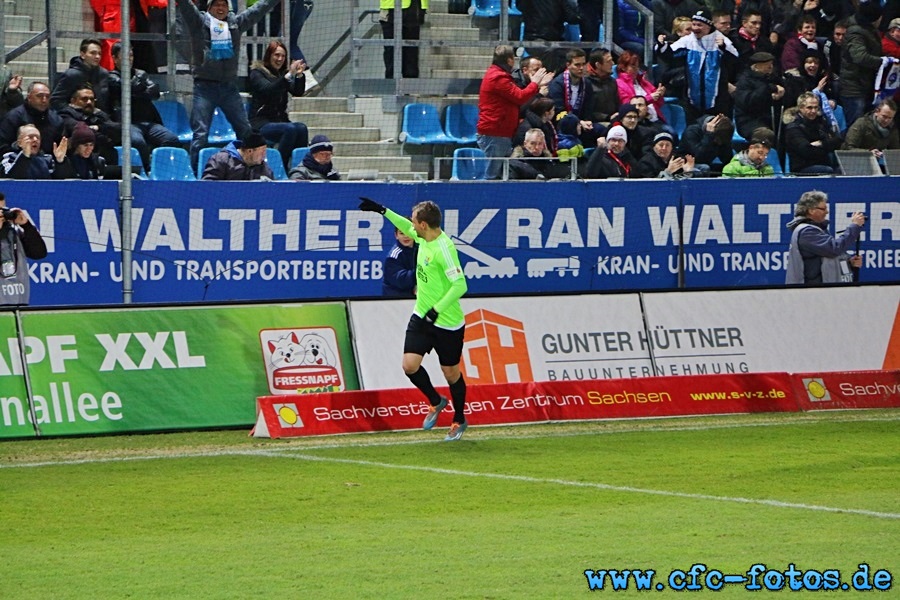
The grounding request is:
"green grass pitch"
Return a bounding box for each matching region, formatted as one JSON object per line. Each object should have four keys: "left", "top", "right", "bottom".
{"left": 1, "top": 409, "right": 898, "bottom": 598}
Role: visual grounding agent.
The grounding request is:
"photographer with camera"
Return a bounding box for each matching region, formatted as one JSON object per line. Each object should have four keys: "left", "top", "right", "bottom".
{"left": 785, "top": 190, "right": 866, "bottom": 285}
{"left": 0, "top": 192, "right": 47, "bottom": 305}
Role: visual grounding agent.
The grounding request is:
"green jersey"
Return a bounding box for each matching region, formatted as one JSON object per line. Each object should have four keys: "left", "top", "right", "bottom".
{"left": 385, "top": 209, "right": 467, "bottom": 329}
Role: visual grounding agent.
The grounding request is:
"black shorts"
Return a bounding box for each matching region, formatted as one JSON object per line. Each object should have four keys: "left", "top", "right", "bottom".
{"left": 404, "top": 314, "right": 465, "bottom": 366}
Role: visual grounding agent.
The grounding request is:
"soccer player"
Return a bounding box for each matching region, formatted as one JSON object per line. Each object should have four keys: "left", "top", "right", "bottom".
{"left": 358, "top": 197, "right": 469, "bottom": 441}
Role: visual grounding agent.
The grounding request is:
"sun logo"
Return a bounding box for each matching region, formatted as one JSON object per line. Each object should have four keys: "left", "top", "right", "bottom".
{"left": 803, "top": 378, "right": 831, "bottom": 402}
{"left": 274, "top": 403, "right": 304, "bottom": 428}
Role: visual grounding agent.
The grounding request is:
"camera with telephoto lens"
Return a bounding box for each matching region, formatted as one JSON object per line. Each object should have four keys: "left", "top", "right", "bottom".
{"left": 0, "top": 207, "right": 20, "bottom": 222}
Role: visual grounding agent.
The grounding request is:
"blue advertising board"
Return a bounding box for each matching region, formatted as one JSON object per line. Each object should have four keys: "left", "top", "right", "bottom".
{"left": 3, "top": 177, "right": 897, "bottom": 307}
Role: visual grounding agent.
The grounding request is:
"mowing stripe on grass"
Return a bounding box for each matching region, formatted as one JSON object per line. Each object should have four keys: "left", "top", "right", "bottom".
{"left": 264, "top": 450, "right": 900, "bottom": 521}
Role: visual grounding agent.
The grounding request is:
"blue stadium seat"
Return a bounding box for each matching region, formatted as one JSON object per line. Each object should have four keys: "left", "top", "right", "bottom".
{"left": 196, "top": 146, "right": 219, "bottom": 179}
{"left": 451, "top": 147, "right": 488, "bottom": 180}
{"left": 208, "top": 108, "right": 237, "bottom": 145}
{"left": 149, "top": 147, "right": 196, "bottom": 181}
{"left": 444, "top": 104, "right": 478, "bottom": 144}
{"left": 833, "top": 104, "right": 847, "bottom": 132}
{"left": 266, "top": 148, "right": 289, "bottom": 180}
{"left": 290, "top": 147, "right": 309, "bottom": 169}
{"left": 400, "top": 103, "right": 455, "bottom": 150}
{"left": 765, "top": 148, "right": 783, "bottom": 175}
{"left": 472, "top": 0, "right": 519, "bottom": 17}
{"left": 115, "top": 146, "right": 145, "bottom": 175}
{"left": 661, "top": 102, "right": 686, "bottom": 138}
{"left": 563, "top": 22, "right": 581, "bottom": 41}
{"left": 153, "top": 99, "right": 192, "bottom": 144}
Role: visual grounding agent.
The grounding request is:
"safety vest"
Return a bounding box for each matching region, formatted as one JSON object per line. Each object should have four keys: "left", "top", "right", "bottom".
{"left": 380, "top": 0, "right": 429, "bottom": 9}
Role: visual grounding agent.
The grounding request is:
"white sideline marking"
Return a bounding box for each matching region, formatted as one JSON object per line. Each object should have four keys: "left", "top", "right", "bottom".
{"left": 262, "top": 450, "right": 900, "bottom": 521}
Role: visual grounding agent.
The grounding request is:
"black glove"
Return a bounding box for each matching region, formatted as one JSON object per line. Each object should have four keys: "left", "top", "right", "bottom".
{"left": 424, "top": 308, "right": 439, "bottom": 323}
{"left": 358, "top": 197, "right": 386, "bottom": 214}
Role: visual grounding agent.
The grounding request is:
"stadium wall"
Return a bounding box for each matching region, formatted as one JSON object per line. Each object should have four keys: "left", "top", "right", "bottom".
{"left": 2, "top": 285, "right": 899, "bottom": 439}
{"left": 5, "top": 177, "right": 899, "bottom": 307}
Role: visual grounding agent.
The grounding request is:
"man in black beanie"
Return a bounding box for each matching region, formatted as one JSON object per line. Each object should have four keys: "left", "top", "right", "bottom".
{"left": 840, "top": 0, "right": 887, "bottom": 126}
{"left": 289, "top": 134, "right": 341, "bottom": 180}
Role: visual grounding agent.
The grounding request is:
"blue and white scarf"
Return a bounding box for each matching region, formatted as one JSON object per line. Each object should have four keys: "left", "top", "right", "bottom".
{"left": 209, "top": 16, "right": 234, "bottom": 60}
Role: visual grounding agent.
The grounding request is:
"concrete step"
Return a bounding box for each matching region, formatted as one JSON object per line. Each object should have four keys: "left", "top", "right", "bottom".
{"left": 425, "top": 13, "right": 474, "bottom": 28}
{"left": 431, "top": 53, "right": 490, "bottom": 69}
{"left": 423, "top": 27, "right": 482, "bottom": 42}
{"left": 338, "top": 156, "right": 413, "bottom": 171}
{"left": 331, "top": 141, "right": 403, "bottom": 156}
{"left": 289, "top": 111, "right": 364, "bottom": 128}
{"left": 309, "top": 126, "right": 382, "bottom": 142}
{"left": 431, "top": 68, "right": 490, "bottom": 79}
{"left": 287, "top": 96, "right": 349, "bottom": 113}
{"left": 429, "top": 0, "right": 451, "bottom": 12}
{"left": 6, "top": 45, "right": 65, "bottom": 62}
{"left": 6, "top": 60, "right": 68, "bottom": 78}
{"left": 3, "top": 14, "right": 32, "bottom": 29}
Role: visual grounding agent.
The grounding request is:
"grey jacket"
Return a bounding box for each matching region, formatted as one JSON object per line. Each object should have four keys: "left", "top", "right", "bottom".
{"left": 175, "top": 0, "right": 280, "bottom": 82}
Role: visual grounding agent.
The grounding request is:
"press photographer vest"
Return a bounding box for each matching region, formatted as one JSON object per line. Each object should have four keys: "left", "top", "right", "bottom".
{"left": 0, "top": 225, "right": 29, "bottom": 305}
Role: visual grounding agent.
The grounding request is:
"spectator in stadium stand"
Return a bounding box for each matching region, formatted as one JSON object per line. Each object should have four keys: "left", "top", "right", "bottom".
{"left": 0, "top": 82, "right": 65, "bottom": 156}
{"left": 0, "top": 125, "right": 74, "bottom": 180}
{"left": 248, "top": 40, "right": 310, "bottom": 171}
{"left": 0, "top": 68, "right": 23, "bottom": 121}
{"left": 108, "top": 42, "right": 180, "bottom": 166}
{"left": 628, "top": 95, "right": 669, "bottom": 139}
{"left": 548, "top": 49, "right": 594, "bottom": 120}
{"left": 67, "top": 122, "right": 107, "bottom": 180}
{"left": 511, "top": 56, "right": 544, "bottom": 89}
{"left": 174, "top": 0, "right": 280, "bottom": 169}
{"left": 201, "top": 130, "right": 274, "bottom": 180}
{"left": 678, "top": 113, "right": 735, "bottom": 173}
{"left": 785, "top": 189, "right": 865, "bottom": 285}
{"left": 379, "top": 0, "right": 427, "bottom": 79}
{"left": 712, "top": 10, "right": 733, "bottom": 36}
{"left": 636, "top": 130, "right": 697, "bottom": 178}
{"left": 518, "top": 0, "right": 582, "bottom": 73}
{"left": 783, "top": 49, "right": 837, "bottom": 112}
{"left": 615, "top": 50, "right": 667, "bottom": 124}
{"left": 783, "top": 91, "right": 842, "bottom": 173}
{"left": 579, "top": 0, "right": 604, "bottom": 42}
{"left": 663, "top": 9, "right": 739, "bottom": 123}
{"left": 509, "top": 128, "right": 567, "bottom": 179}
{"left": 58, "top": 84, "right": 138, "bottom": 168}
{"left": 840, "top": 0, "right": 887, "bottom": 127}
{"left": 651, "top": 0, "right": 702, "bottom": 39}
{"left": 824, "top": 18, "right": 849, "bottom": 76}
{"left": 780, "top": 15, "right": 825, "bottom": 72}
{"left": 554, "top": 111, "right": 586, "bottom": 162}
{"left": 722, "top": 127, "right": 777, "bottom": 176}
{"left": 382, "top": 227, "right": 418, "bottom": 297}
{"left": 653, "top": 16, "right": 692, "bottom": 100}
{"left": 885, "top": 18, "right": 900, "bottom": 60}
{"left": 730, "top": 10, "right": 779, "bottom": 77}
{"left": 50, "top": 39, "right": 110, "bottom": 112}
{"left": 476, "top": 45, "right": 552, "bottom": 180}
{"left": 584, "top": 124, "right": 639, "bottom": 178}
{"left": 733, "top": 51, "right": 786, "bottom": 140}
{"left": 0, "top": 191, "right": 48, "bottom": 305}
{"left": 512, "top": 97, "right": 558, "bottom": 154}
{"left": 842, "top": 98, "right": 900, "bottom": 157}
{"left": 289, "top": 134, "right": 341, "bottom": 180}
{"left": 584, "top": 48, "right": 619, "bottom": 123}
{"left": 615, "top": 0, "right": 652, "bottom": 56}
{"left": 357, "top": 196, "right": 469, "bottom": 442}
{"left": 614, "top": 101, "right": 653, "bottom": 160}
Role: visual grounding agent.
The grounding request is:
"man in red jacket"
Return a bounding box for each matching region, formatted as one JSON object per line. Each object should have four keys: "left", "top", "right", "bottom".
{"left": 476, "top": 45, "right": 553, "bottom": 179}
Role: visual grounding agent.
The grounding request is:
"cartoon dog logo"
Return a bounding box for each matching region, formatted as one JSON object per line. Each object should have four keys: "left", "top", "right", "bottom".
{"left": 297, "top": 332, "right": 337, "bottom": 367}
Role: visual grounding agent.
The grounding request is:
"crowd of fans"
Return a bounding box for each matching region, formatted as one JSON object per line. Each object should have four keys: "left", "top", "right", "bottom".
{"left": 476, "top": 0, "right": 900, "bottom": 179}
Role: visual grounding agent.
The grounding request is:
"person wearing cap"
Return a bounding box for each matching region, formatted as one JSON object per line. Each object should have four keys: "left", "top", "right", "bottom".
{"left": 842, "top": 98, "right": 899, "bottom": 157}
{"left": 613, "top": 101, "right": 653, "bottom": 160}
{"left": 722, "top": 127, "right": 777, "bottom": 176}
{"left": 636, "top": 130, "right": 697, "bottom": 178}
{"left": 584, "top": 124, "right": 639, "bottom": 178}
{"left": 289, "top": 134, "right": 341, "bottom": 180}
{"left": 840, "top": 0, "right": 889, "bottom": 127}
{"left": 783, "top": 91, "right": 842, "bottom": 173}
{"left": 781, "top": 15, "right": 824, "bottom": 73}
{"left": 201, "top": 131, "right": 274, "bottom": 180}
{"left": 0, "top": 124, "right": 75, "bottom": 180}
{"left": 783, "top": 48, "right": 836, "bottom": 112}
{"left": 663, "top": 8, "right": 739, "bottom": 123}
{"left": 734, "top": 51, "right": 786, "bottom": 140}
{"left": 884, "top": 18, "right": 900, "bottom": 61}
{"left": 67, "top": 122, "right": 106, "bottom": 180}
{"left": 175, "top": 0, "right": 281, "bottom": 169}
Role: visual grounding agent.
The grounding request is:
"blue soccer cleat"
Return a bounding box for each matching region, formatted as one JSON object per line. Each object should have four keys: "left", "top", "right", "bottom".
{"left": 423, "top": 397, "right": 448, "bottom": 430}
{"left": 444, "top": 421, "right": 468, "bottom": 442}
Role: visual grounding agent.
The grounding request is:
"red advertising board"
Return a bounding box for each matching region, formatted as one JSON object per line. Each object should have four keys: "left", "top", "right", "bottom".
{"left": 253, "top": 372, "right": 798, "bottom": 438}
{"left": 792, "top": 370, "right": 900, "bottom": 410}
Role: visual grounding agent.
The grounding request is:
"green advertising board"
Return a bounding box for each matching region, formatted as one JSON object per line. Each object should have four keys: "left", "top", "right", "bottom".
{"left": 1, "top": 303, "right": 357, "bottom": 438}
{"left": 0, "top": 311, "right": 35, "bottom": 439}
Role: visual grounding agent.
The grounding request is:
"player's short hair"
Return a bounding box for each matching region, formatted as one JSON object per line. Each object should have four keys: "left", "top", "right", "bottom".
{"left": 413, "top": 201, "right": 442, "bottom": 229}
